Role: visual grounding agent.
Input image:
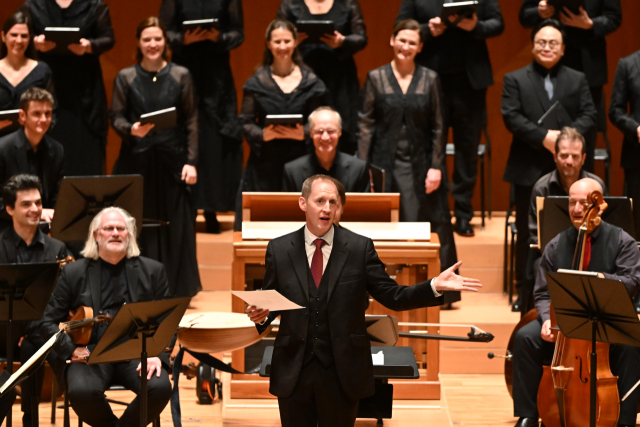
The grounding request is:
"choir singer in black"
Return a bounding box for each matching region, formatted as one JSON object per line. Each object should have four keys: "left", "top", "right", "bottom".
{"left": 246, "top": 174, "right": 482, "bottom": 427}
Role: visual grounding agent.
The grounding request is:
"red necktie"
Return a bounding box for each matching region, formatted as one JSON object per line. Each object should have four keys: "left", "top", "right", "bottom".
{"left": 582, "top": 235, "right": 592, "bottom": 270}
{"left": 311, "top": 239, "right": 326, "bottom": 288}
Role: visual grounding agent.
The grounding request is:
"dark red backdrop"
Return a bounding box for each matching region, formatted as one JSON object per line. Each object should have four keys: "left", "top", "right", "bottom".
{"left": 3, "top": 0, "right": 640, "bottom": 211}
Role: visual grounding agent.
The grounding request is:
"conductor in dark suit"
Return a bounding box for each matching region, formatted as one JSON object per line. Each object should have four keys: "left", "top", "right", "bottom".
{"left": 502, "top": 19, "right": 596, "bottom": 307}
{"left": 0, "top": 174, "right": 67, "bottom": 427}
{"left": 395, "top": 0, "right": 504, "bottom": 235}
{"left": 0, "top": 87, "right": 64, "bottom": 223}
{"left": 39, "top": 207, "right": 172, "bottom": 427}
{"left": 609, "top": 49, "right": 640, "bottom": 241}
{"left": 519, "top": 0, "right": 622, "bottom": 170}
{"left": 246, "top": 174, "right": 482, "bottom": 426}
{"left": 282, "top": 107, "right": 369, "bottom": 193}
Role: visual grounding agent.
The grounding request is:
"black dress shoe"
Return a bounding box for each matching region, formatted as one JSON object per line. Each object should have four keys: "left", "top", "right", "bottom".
{"left": 454, "top": 218, "right": 474, "bottom": 236}
{"left": 515, "top": 417, "right": 538, "bottom": 427}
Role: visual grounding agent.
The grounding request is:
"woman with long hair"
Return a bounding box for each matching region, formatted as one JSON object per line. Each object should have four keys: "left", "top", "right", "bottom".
{"left": 358, "top": 19, "right": 459, "bottom": 304}
{"left": 0, "top": 11, "right": 53, "bottom": 137}
{"left": 110, "top": 17, "right": 201, "bottom": 298}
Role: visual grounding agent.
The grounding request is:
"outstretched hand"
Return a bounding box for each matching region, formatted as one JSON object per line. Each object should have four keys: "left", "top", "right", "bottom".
{"left": 432, "top": 261, "right": 482, "bottom": 293}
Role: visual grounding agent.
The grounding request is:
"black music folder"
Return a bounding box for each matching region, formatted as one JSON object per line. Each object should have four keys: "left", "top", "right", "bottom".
{"left": 140, "top": 107, "right": 177, "bottom": 131}
{"left": 442, "top": 1, "right": 479, "bottom": 22}
{"left": 0, "top": 109, "right": 20, "bottom": 134}
{"left": 537, "top": 100, "right": 572, "bottom": 130}
{"left": 182, "top": 19, "right": 219, "bottom": 32}
{"left": 295, "top": 20, "right": 335, "bottom": 42}
{"left": 548, "top": 0, "right": 585, "bottom": 15}
{"left": 44, "top": 27, "right": 81, "bottom": 53}
{"left": 264, "top": 114, "right": 303, "bottom": 126}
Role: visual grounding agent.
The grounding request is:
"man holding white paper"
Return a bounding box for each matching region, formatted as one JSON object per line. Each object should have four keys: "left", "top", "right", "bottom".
{"left": 246, "top": 174, "right": 482, "bottom": 427}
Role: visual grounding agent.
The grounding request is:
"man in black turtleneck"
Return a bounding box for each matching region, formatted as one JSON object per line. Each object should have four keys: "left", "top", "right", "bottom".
{"left": 501, "top": 18, "right": 596, "bottom": 314}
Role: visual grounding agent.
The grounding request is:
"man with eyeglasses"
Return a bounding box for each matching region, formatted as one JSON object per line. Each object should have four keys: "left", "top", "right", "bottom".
{"left": 501, "top": 19, "right": 596, "bottom": 330}
{"left": 0, "top": 174, "right": 68, "bottom": 427}
{"left": 282, "top": 107, "right": 370, "bottom": 193}
{"left": 38, "top": 207, "right": 172, "bottom": 427}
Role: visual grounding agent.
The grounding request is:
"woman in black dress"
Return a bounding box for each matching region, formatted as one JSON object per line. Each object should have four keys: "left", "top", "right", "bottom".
{"left": 277, "top": 0, "right": 366, "bottom": 154}
{"left": 0, "top": 11, "right": 53, "bottom": 137}
{"left": 160, "top": 0, "right": 244, "bottom": 233}
{"left": 357, "top": 19, "right": 459, "bottom": 304}
{"left": 236, "top": 19, "right": 327, "bottom": 228}
{"left": 20, "top": 0, "right": 114, "bottom": 176}
{"left": 110, "top": 17, "right": 201, "bottom": 298}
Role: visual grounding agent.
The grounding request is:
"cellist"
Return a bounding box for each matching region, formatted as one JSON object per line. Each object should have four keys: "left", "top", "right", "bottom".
{"left": 511, "top": 177, "right": 640, "bottom": 427}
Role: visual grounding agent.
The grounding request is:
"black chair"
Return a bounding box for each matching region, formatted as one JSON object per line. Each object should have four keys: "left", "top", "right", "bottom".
{"left": 445, "top": 122, "right": 492, "bottom": 229}
{"left": 503, "top": 186, "right": 517, "bottom": 306}
{"left": 369, "top": 164, "right": 386, "bottom": 193}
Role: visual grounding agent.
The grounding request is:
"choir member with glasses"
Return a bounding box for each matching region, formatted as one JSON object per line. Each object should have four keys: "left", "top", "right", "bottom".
{"left": 160, "top": 0, "right": 245, "bottom": 234}
{"left": 109, "top": 17, "right": 201, "bottom": 298}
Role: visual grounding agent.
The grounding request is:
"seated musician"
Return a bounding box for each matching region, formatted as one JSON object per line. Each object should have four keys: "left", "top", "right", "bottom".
{"left": 39, "top": 207, "right": 172, "bottom": 427}
{"left": 282, "top": 107, "right": 370, "bottom": 192}
{"left": 0, "top": 88, "right": 64, "bottom": 225}
{"left": 513, "top": 127, "right": 607, "bottom": 313}
{"left": 0, "top": 174, "right": 67, "bottom": 426}
{"left": 511, "top": 177, "right": 640, "bottom": 427}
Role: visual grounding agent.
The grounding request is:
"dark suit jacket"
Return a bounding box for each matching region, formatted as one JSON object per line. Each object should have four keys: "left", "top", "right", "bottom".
{"left": 395, "top": 0, "right": 504, "bottom": 90}
{"left": 39, "top": 256, "right": 170, "bottom": 384}
{"left": 0, "top": 128, "right": 65, "bottom": 210}
{"left": 282, "top": 151, "right": 370, "bottom": 192}
{"left": 519, "top": 0, "right": 621, "bottom": 87}
{"left": 502, "top": 63, "right": 596, "bottom": 186}
{"left": 609, "top": 50, "right": 640, "bottom": 170}
{"left": 257, "top": 225, "right": 443, "bottom": 400}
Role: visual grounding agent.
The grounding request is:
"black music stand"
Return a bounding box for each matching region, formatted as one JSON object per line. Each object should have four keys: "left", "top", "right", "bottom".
{"left": 50, "top": 175, "right": 144, "bottom": 241}
{"left": 546, "top": 271, "right": 640, "bottom": 427}
{"left": 0, "top": 263, "right": 59, "bottom": 427}
{"left": 88, "top": 298, "right": 190, "bottom": 427}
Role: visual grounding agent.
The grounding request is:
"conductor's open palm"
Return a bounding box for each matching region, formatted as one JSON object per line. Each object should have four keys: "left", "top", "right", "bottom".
{"left": 432, "top": 261, "right": 482, "bottom": 293}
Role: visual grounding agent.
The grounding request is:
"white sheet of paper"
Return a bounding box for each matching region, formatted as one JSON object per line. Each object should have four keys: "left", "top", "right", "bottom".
{"left": 372, "top": 350, "right": 384, "bottom": 366}
{"left": 231, "top": 290, "right": 305, "bottom": 311}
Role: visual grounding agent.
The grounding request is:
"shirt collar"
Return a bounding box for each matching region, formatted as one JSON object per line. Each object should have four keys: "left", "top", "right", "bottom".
{"left": 10, "top": 226, "right": 45, "bottom": 248}
{"left": 304, "top": 224, "right": 334, "bottom": 247}
{"left": 532, "top": 60, "right": 561, "bottom": 78}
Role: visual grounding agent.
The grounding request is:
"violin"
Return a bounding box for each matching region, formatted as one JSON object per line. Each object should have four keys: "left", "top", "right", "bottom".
{"left": 59, "top": 306, "right": 113, "bottom": 346}
{"left": 537, "top": 190, "right": 619, "bottom": 427}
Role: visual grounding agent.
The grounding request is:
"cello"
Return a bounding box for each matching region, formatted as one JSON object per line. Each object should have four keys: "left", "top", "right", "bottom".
{"left": 537, "top": 190, "right": 619, "bottom": 427}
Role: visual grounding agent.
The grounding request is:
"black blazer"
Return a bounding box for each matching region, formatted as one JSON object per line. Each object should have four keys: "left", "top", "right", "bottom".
{"left": 257, "top": 225, "right": 443, "bottom": 400}
{"left": 0, "top": 228, "right": 67, "bottom": 264}
{"left": 282, "top": 151, "right": 370, "bottom": 192}
{"left": 502, "top": 63, "right": 596, "bottom": 186}
{"left": 39, "top": 256, "right": 170, "bottom": 379}
{"left": 395, "top": 0, "right": 504, "bottom": 90}
{"left": 519, "top": 0, "right": 621, "bottom": 87}
{"left": 609, "top": 50, "right": 640, "bottom": 170}
{"left": 0, "top": 128, "right": 65, "bottom": 210}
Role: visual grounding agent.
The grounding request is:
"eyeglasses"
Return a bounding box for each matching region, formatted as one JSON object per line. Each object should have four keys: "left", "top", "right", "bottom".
{"left": 311, "top": 128, "right": 339, "bottom": 136}
{"left": 100, "top": 226, "right": 127, "bottom": 234}
{"left": 535, "top": 39, "right": 561, "bottom": 50}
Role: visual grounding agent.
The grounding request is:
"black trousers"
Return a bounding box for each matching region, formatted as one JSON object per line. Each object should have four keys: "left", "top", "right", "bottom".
{"left": 277, "top": 358, "right": 359, "bottom": 427}
{"left": 513, "top": 184, "right": 533, "bottom": 285}
{"left": 20, "top": 335, "right": 57, "bottom": 427}
{"left": 442, "top": 86, "right": 487, "bottom": 221}
{"left": 512, "top": 319, "right": 640, "bottom": 425}
{"left": 0, "top": 387, "right": 16, "bottom": 425}
{"left": 66, "top": 359, "right": 172, "bottom": 427}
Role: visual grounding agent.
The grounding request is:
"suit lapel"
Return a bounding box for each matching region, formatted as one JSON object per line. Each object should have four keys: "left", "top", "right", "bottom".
{"left": 88, "top": 260, "right": 101, "bottom": 311}
{"left": 125, "top": 257, "right": 140, "bottom": 302}
{"left": 287, "top": 227, "right": 309, "bottom": 300}
{"left": 41, "top": 138, "right": 53, "bottom": 200}
{"left": 14, "top": 130, "right": 30, "bottom": 172}
{"left": 1, "top": 232, "right": 17, "bottom": 263}
{"left": 526, "top": 65, "right": 552, "bottom": 112}
{"left": 327, "top": 227, "right": 350, "bottom": 301}
{"left": 553, "top": 67, "right": 567, "bottom": 104}
{"left": 632, "top": 52, "right": 640, "bottom": 77}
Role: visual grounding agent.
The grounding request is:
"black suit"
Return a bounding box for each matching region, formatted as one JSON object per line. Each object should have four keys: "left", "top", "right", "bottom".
{"left": 282, "top": 151, "right": 370, "bottom": 192}
{"left": 39, "top": 257, "right": 171, "bottom": 427}
{"left": 0, "top": 128, "right": 65, "bottom": 211}
{"left": 258, "top": 225, "right": 443, "bottom": 426}
{"left": 609, "top": 50, "right": 640, "bottom": 239}
{"left": 395, "top": 0, "right": 503, "bottom": 221}
{"left": 502, "top": 62, "right": 596, "bottom": 290}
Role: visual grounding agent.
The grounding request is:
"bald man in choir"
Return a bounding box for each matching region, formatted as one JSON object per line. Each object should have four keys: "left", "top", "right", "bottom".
{"left": 282, "top": 107, "right": 370, "bottom": 193}
{"left": 38, "top": 207, "right": 171, "bottom": 427}
{"left": 0, "top": 87, "right": 64, "bottom": 225}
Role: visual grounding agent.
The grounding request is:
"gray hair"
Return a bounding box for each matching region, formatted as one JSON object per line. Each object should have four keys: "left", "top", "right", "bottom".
{"left": 308, "top": 106, "right": 342, "bottom": 130}
{"left": 80, "top": 207, "right": 141, "bottom": 260}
